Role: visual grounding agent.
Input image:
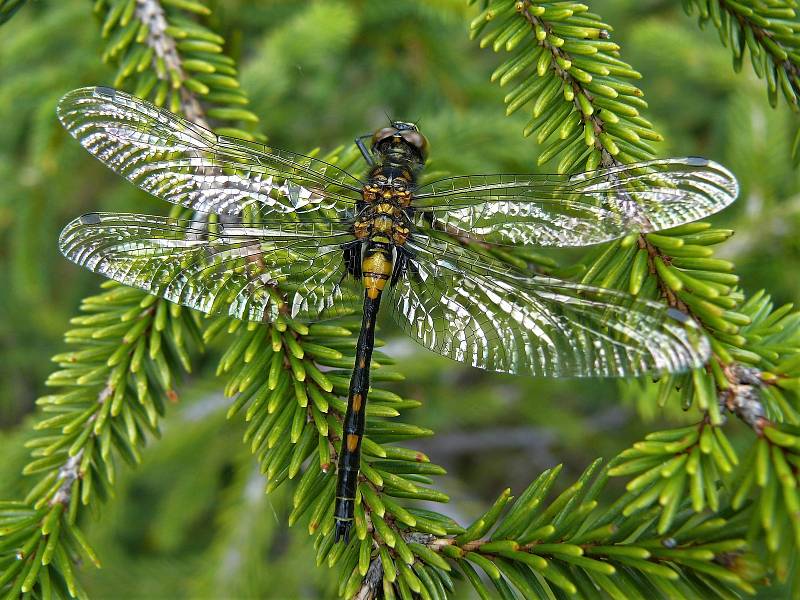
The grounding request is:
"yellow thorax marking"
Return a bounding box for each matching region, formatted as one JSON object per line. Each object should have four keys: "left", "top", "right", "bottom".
{"left": 353, "top": 195, "right": 410, "bottom": 246}
{"left": 374, "top": 216, "right": 393, "bottom": 234}
{"left": 361, "top": 179, "right": 412, "bottom": 207}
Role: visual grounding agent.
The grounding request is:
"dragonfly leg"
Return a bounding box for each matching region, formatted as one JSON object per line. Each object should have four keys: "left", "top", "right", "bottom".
{"left": 355, "top": 133, "right": 375, "bottom": 166}
{"left": 391, "top": 244, "right": 415, "bottom": 286}
{"left": 340, "top": 240, "right": 363, "bottom": 281}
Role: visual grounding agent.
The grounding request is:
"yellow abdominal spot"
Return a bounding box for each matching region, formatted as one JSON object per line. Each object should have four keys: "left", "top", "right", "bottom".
{"left": 347, "top": 434, "right": 360, "bottom": 452}
{"left": 362, "top": 252, "right": 392, "bottom": 297}
{"left": 363, "top": 252, "right": 391, "bottom": 275}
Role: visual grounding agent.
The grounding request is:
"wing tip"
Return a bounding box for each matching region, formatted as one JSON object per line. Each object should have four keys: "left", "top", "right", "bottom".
{"left": 644, "top": 156, "right": 739, "bottom": 202}
{"left": 79, "top": 212, "right": 102, "bottom": 225}
{"left": 59, "top": 213, "right": 102, "bottom": 258}
{"left": 686, "top": 155, "right": 740, "bottom": 203}
{"left": 94, "top": 86, "right": 116, "bottom": 99}
{"left": 666, "top": 306, "right": 692, "bottom": 324}
{"left": 664, "top": 306, "right": 712, "bottom": 371}
{"left": 57, "top": 86, "right": 110, "bottom": 129}
{"left": 686, "top": 156, "right": 709, "bottom": 167}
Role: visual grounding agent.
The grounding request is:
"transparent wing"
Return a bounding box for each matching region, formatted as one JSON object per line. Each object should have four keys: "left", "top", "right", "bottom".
{"left": 59, "top": 213, "right": 362, "bottom": 322}
{"left": 412, "top": 158, "right": 738, "bottom": 247}
{"left": 387, "top": 234, "right": 709, "bottom": 377}
{"left": 57, "top": 87, "right": 363, "bottom": 220}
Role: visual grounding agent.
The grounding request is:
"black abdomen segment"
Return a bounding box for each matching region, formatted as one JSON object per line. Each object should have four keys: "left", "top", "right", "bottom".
{"left": 333, "top": 289, "right": 382, "bottom": 542}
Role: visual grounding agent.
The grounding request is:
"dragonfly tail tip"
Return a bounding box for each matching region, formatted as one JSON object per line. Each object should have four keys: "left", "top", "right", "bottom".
{"left": 333, "top": 520, "right": 352, "bottom": 544}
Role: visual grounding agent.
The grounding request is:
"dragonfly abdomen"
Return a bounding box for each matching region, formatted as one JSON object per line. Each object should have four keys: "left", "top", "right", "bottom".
{"left": 334, "top": 243, "right": 394, "bottom": 542}
{"left": 362, "top": 243, "right": 393, "bottom": 299}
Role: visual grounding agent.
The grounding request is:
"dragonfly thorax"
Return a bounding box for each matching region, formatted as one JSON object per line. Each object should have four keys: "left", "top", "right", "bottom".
{"left": 362, "top": 175, "right": 413, "bottom": 206}
{"left": 353, "top": 200, "right": 411, "bottom": 246}
{"left": 356, "top": 173, "right": 413, "bottom": 246}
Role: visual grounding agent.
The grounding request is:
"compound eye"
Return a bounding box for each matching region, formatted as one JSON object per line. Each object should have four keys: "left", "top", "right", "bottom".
{"left": 401, "top": 131, "right": 429, "bottom": 158}
{"left": 372, "top": 127, "right": 398, "bottom": 146}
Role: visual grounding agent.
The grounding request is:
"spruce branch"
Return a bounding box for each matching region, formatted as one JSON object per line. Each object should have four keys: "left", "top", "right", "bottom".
{"left": 608, "top": 420, "right": 739, "bottom": 521}
{"left": 616, "top": 290, "right": 800, "bottom": 591}
{"left": 348, "top": 460, "right": 758, "bottom": 599}
{"left": 469, "top": 0, "right": 783, "bottom": 438}
{"left": 97, "top": 0, "right": 260, "bottom": 138}
{"left": 0, "top": 0, "right": 25, "bottom": 25}
{"left": 680, "top": 0, "right": 800, "bottom": 165}
{"left": 471, "top": 0, "right": 661, "bottom": 173}
{"left": 468, "top": 3, "right": 754, "bottom": 417}
{"left": 213, "top": 244, "right": 459, "bottom": 597}
{"left": 0, "top": 282, "right": 201, "bottom": 598}
{"left": 0, "top": 0, "right": 263, "bottom": 596}
{"left": 470, "top": 0, "right": 800, "bottom": 595}
{"left": 682, "top": 0, "right": 800, "bottom": 110}
{"left": 133, "top": 0, "right": 208, "bottom": 126}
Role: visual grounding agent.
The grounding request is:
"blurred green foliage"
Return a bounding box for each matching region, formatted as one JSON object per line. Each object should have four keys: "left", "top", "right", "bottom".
{"left": 0, "top": 1, "right": 799, "bottom": 598}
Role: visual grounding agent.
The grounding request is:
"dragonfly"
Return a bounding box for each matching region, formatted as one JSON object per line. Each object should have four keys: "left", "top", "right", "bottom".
{"left": 57, "top": 87, "right": 738, "bottom": 542}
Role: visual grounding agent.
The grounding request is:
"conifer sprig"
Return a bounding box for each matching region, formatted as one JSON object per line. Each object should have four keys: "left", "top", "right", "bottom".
{"left": 0, "top": 0, "right": 259, "bottom": 595}
{"left": 0, "top": 0, "right": 25, "bottom": 25}
{"left": 470, "top": 1, "right": 800, "bottom": 595}
{"left": 682, "top": 0, "right": 800, "bottom": 110}
{"left": 349, "top": 460, "right": 757, "bottom": 599}
{"left": 468, "top": 0, "right": 759, "bottom": 427}
{"left": 0, "top": 282, "right": 201, "bottom": 598}
{"left": 663, "top": 6, "right": 800, "bottom": 579}
{"left": 471, "top": 0, "right": 661, "bottom": 173}
{"left": 97, "top": 0, "right": 260, "bottom": 137}
{"left": 469, "top": 0, "right": 792, "bottom": 436}
{"left": 681, "top": 0, "right": 800, "bottom": 164}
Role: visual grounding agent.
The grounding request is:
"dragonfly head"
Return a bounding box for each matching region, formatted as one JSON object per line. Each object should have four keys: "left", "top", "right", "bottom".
{"left": 371, "top": 121, "right": 429, "bottom": 162}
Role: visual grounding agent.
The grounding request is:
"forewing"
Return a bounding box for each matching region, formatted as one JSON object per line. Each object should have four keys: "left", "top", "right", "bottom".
{"left": 388, "top": 234, "right": 709, "bottom": 377}
{"left": 412, "top": 158, "right": 738, "bottom": 247}
{"left": 59, "top": 213, "right": 362, "bottom": 322}
{"left": 57, "top": 87, "right": 363, "bottom": 220}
